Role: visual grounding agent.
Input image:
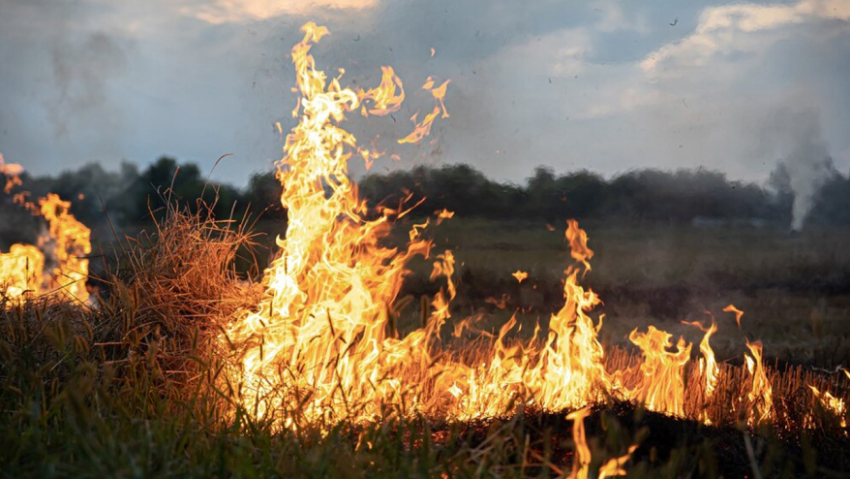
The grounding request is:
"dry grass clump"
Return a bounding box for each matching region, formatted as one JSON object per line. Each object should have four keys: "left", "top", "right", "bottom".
{"left": 101, "top": 203, "right": 265, "bottom": 388}
{"left": 0, "top": 201, "right": 265, "bottom": 414}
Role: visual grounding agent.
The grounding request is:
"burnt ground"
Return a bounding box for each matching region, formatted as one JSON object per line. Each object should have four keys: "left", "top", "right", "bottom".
{"left": 370, "top": 402, "right": 850, "bottom": 478}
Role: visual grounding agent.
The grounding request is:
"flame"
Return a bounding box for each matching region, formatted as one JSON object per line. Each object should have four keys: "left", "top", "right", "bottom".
{"left": 809, "top": 385, "right": 847, "bottom": 428}
{"left": 723, "top": 303, "right": 744, "bottom": 329}
{"left": 435, "top": 208, "right": 454, "bottom": 224}
{"left": 398, "top": 77, "right": 450, "bottom": 145}
{"left": 626, "top": 327, "right": 691, "bottom": 417}
{"left": 511, "top": 270, "right": 528, "bottom": 283}
{"left": 358, "top": 66, "right": 405, "bottom": 116}
{"left": 566, "top": 219, "right": 593, "bottom": 272}
{"left": 566, "top": 408, "right": 635, "bottom": 479}
{"left": 1, "top": 164, "right": 91, "bottom": 302}
{"left": 0, "top": 153, "right": 23, "bottom": 194}
{"left": 225, "top": 21, "right": 786, "bottom": 436}
{"left": 224, "top": 21, "right": 445, "bottom": 425}
{"left": 683, "top": 318, "right": 720, "bottom": 423}
{"left": 744, "top": 340, "right": 773, "bottom": 427}
{"left": 0, "top": 244, "right": 44, "bottom": 298}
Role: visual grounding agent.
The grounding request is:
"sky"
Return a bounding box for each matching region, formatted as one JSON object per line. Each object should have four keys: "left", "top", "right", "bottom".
{"left": 0, "top": 0, "right": 848, "bottom": 186}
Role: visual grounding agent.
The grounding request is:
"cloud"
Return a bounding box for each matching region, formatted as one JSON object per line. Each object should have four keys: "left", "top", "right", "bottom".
{"left": 182, "top": 0, "right": 379, "bottom": 25}
{"left": 641, "top": 0, "right": 850, "bottom": 72}
{"left": 593, "top": 0, "right": 648, "bottom": 34}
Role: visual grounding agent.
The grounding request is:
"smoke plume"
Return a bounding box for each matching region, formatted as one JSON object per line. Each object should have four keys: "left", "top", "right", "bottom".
{"left": 777, "top": 116, "right": 835, "bottom": 231}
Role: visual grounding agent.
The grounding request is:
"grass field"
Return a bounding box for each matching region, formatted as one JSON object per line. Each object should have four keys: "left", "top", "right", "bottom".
{"left": 371, "top": 218, "right": 850, "bottom": 368}
{"left": 3, "top": 213, "right": 850, "bottom": 478}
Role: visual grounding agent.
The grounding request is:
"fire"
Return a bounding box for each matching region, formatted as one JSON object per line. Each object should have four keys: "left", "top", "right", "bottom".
{"left": 37, "top": 194, "right": 91, "bottom": 301}
{"left": 566, "top": 408, "right": 635, "bottom": 479}
{"left": 511, "top": 270, "right": 528, "bottom": 283}
{"left": 809, "top": 386, "right": 847, "bottom": 428}
{"left": 224, "top": 22, "right": 442, "bottom": 425}
{"left": 0, "top": 166, "right": 91, "bottom": 302}
{"left": 435, "top": 208, "right": 454, "bottom": 224}
{"left": 744, "top": 340, "right": 773, "bottom": 427}
{"left": 0, "top": 153, "right": 23, "bottom": 194}
{"left": 684, "top": 318, "right": 720, "bottom": 423}
{"left": 0, "top": 244, "right": 44, "bottom": 298}
{"left": 724, "top": 303, "right": 744, "bottom": 329}
{"left": 626, "top": 327, "right": 691, "bottom": 417}
{"left": 225, "top": 21, "right": 799, "bottom": 438}
{"left": 398, "top": 76, "right": 450, "bottom": 145}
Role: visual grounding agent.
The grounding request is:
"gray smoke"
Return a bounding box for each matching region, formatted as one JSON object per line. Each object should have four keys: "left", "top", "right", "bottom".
{"left": 776, "top": 116, "right": 835, "bottom": 231}
{"left": 50, "top": 31, "right": 129, "bottom": 139}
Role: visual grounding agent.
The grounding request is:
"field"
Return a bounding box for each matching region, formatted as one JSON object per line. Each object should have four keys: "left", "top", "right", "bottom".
{"left": 392, "top": 218, "right": 850, "bottom": 367}
{"left": 3, "top": 213, "right": 850, "bottom": 478}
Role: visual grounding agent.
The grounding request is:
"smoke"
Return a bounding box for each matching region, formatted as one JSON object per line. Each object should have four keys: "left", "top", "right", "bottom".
{"left": 50, "top": 31, "right": 129, "bottom": 139}
{"left": 774, "top": 114, "right": 836, "bottom": 231}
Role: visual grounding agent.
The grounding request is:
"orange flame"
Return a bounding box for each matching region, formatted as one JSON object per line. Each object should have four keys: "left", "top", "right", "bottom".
{"left": 359, "top": 66, "right": 405, "bottom": 116}
{"left": 744, "top": 340, "right": 773, "bottom": 427}
{"left": 435, "top": 208, "right": 454, "bottom": 224}
{"left": 723, "top": 303, "right": 744, "bottom": 329}
{"left": 566, "top": 219, "right": 593, "bottom": 272}
{"left": 809, "top": 385, "right": 847, "bottom": 428}
{"left": 224, "top": 21, "right": 783, "bottom": 435}
{"left": 566, "top": 408, "right": 635, "bottom": 479}
{"left": 511, "top": 270, "right": 528, "bottom": 283}
{"left": 398, "top": 77, "right": 450, "bottom": 145}
{"left": 0, "top": 244, "right": 44, "bottom": 298}
{"left": 0, "top": 153, "right": 23, "bottom": 194}
{"left": 627, "top": 327, "right": 691, "bottom": 417}
{"left": 224, "top": 21, "right": 444, "bottom": 425}
{"left": 1, "top": 163, "right": 90, "bottom": 302}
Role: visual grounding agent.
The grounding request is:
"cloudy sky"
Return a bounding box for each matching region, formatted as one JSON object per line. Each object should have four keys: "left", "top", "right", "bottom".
{"left": 1, "top": 0, "right": 848, "bottom": 185}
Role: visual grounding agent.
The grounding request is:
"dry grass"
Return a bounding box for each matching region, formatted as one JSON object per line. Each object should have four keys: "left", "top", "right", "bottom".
{"left": 1, "top": 209, "right": 849, "bottom": 478}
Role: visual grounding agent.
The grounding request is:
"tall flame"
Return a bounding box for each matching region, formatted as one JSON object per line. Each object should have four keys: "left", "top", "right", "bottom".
{"left": 225, "top": 22, "right": 441, "bottom": 425}
{"left": 225, "top": 21, "right": 787, "bottom": 438}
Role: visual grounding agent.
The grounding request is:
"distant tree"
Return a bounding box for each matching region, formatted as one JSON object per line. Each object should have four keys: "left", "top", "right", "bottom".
{"left": 121, "top": 157, "right": 242, "bottom": 222}
{"left": 243, "top": 171, "right": 285, "bottom": 219}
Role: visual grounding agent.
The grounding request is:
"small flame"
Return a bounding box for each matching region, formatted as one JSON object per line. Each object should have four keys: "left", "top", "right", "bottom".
{"left": 683, "top": 318, "right": 719, "bottom": 397}
{"left": 566, "top": 408, "right": 635, "bottom": 479}
{"left": 358, "top": 66, "right": 405, "bottom": 116}
{"left": 511, "top": 270, "right": 528, "bottom": 283}
{"left": 0, "top": 153, "right": 24, "bottom": 194}
{"left": 566, "top": 219, "right": 593, "bottom": 272}
{"left": 809, "top": 385, "right": 847, "bottom": 428}
{"left": 744, "top": 340, "right": 773, "bottom": 426}
{"left": 398, "top": 77, "right": 450, "bottom": 145}
{"left": 627, "top": 327, "right": 691, "bottom": 417}
{"left": 723, "top": 303, "right": 744, "bottom": 329}
{"left": 435, "top": 208, "right": 454, "bottom": 224}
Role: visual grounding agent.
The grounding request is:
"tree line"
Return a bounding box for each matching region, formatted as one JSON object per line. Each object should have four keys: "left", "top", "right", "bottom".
{"left": 4, "top": 156, "right": 850, "bottom": 237}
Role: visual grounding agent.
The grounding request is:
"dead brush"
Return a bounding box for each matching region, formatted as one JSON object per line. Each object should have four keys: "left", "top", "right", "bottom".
{"left": 99, "top": 199, "right": 266, "bottom": 394}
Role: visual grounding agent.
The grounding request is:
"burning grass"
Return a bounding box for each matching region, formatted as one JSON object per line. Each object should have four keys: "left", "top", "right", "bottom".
{"left": 2, "top": 20, "right": 850, "bottom": 479}
{"left": 2, "top": 200, "right": 850, "bottom": 478}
